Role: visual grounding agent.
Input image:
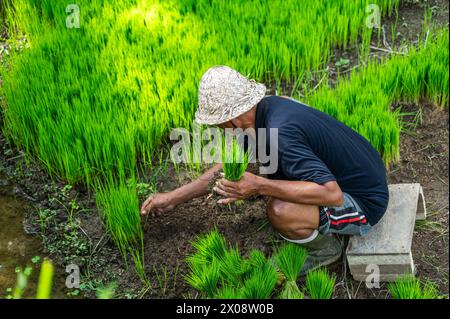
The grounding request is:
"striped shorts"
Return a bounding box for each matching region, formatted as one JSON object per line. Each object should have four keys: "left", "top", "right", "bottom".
{"left": 318, "top": 193, "right": 372, "bottom": 236}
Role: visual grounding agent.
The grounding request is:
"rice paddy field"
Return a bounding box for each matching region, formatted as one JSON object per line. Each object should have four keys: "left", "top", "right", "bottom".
{"left": 0, "top": 0, "right": 448, "bottom": 300}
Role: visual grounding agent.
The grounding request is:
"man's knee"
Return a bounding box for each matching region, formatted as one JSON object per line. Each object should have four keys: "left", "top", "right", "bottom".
{"left": 289, "top": 228, "right": 315, "bottom": 239}
{"left": 266, "top": 198, "right": 320, "bottom": 236}
{"left": 266, "top": 198, "right": 287, "bottom": 220}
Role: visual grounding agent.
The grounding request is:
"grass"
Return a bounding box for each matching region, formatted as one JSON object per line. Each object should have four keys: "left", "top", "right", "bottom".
{"left": 0, "top": 3, "right": 402, "bottom": 267}
{"left": 388, "top": 275, "right": 441, "bottom": 299}
{"left": 0, "top": 0, "right": 400, "bottom": 186}
{"left": 95, "top": 173, "right": 146, "bottom": 280}
{"left": 305, "top": 268, "right": 336, "bottom": 299}
{"left": 7, "top": 259, "right": 54, "bottom": 299}
{"left": 239, "top": 262, "right": 278, "bottom": 299}
{"left": 36, "top": 259, "right": 54, "bottom": 299}
{"left": 279, "top": 280, "right": 304, "bottom": 299}
{"left": 306, "top": 28, "right": 449, "bottom": 165}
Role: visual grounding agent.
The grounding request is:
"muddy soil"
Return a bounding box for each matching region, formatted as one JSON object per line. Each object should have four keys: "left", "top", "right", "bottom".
{"left": 0, "top": 173, "right": 71, "bottom": 298}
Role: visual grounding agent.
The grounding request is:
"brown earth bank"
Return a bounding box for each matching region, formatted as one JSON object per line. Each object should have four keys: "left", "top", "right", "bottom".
{"left": 0, "top": 0, "right": 449, "bottom": 299}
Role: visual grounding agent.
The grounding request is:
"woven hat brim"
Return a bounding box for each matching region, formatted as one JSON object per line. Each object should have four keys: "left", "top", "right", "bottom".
{"left": 195, "top": 83, "right": 266, "bottom": 125}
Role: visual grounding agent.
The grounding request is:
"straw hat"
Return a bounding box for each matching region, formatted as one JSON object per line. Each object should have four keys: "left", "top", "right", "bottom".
{"left": 195, "top": 65, "right": 266, "bottom": 125}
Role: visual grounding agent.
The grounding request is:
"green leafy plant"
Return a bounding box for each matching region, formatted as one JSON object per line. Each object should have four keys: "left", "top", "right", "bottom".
{"left": 388, "top": 275, "right": 441, "bottom": 299}
{"left": 185, "top": 259, "right": 221, "bottom": 298}
{"left": 2, "top": 0, "right": 448, "bottom": 297}
{"left": 221, "top": 137, "right": 249, "bottom": 182}
{"left": 335, "top": 58, "right": 350, "bottom": 68}
{"left": 274, "top": 243, "right": 308, "bottom": 282}
{"left": 279, "top": 281, "right": 304, "bottom": 299}
{"left": 95, "top": 174, "right": 146, "bottom": 281}
{"left": 96, "top": 283, "right": 117, "bottom": 299}
{"left": 274, "top": 243, "right": 308, "bottom": 299}
{"left": 239, "top": 263, "right": 278, "bottom": 299}
{"left": 305, "top": 268, "right": 336, "bottom": 299}
{"left": 11, "top": 266, "right": 32, "bottom": 299}
{"left": 185, "top": 229, "right": 277, "bottom": 299}
{"left": 36, "top": 259, "right": 54, "bottom": 299}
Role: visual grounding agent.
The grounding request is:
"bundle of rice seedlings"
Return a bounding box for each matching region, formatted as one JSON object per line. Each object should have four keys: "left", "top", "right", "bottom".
{"left": 188, "top": 228, "right": 227, "bottom": 265}
{"left": 221, "top": 137, "right": 249, "bottom": 182}
{"left": 279, "top": 280, "right": 304, "bottom": 299}
{"left": 218, "top": 247, "right": 246, "bottom": 287}
{"left": 388, "top": 275, "right": 441, "bottom": 299}
{"left": 186, "top": 229, "right": 279, "bottom": 299}
{"left": 185, "top": 229, "right": 227, "bottom": 298}
{"left": 305, "top": 268, "right": 336, "bottom": 299}
{"left": 274, "top": 243, "right": 307, "bottom": 299}
{"left": 239, "top": 263, "right": 278, "bottom": 299}
{"left": 214, "top": 285, "right": 241, "bottom": 299}
{"left": 184, "top": 258, "right": 221, "bottom": 298}
{"left": 95, "top": 174, "right": 146, "bottom": 280}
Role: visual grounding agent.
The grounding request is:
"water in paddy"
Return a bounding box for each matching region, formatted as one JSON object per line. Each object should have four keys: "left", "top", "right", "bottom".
{"left": 0, "top": 174, "right": 67, "bottom": 298}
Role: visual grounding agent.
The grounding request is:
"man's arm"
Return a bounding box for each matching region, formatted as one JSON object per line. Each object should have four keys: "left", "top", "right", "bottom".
{"left": 141, "top": 163, "right": 222, "bottom": 215}
{"left": 257, "top": 177, "right": 343, "bottom": 206}
{"left": 214, "top": 172, "right": 343, "bottom": 207}
{"left": 171, "top": 163, "right": 222, "bottom": 204}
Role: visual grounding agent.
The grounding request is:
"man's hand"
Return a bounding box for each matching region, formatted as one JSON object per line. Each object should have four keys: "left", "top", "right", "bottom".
{"left": 214, "top": 172, "right": 261, "bottom": 204}
{"left": 140, "top": 192, "right": 177, "bottom": 216}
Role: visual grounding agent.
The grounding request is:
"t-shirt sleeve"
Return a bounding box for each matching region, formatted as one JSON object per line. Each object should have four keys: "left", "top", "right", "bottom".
{"left": 281, "top": 142, "right": 336, "bottom": 184}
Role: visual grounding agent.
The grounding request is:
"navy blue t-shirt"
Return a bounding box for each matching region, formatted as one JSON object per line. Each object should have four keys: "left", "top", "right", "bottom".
{"left": 255, "top": 96, "right": 389, "bottom": 225}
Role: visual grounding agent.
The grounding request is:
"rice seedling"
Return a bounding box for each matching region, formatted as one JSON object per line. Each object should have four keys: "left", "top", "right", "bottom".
{"left": 218, "top": 247, "right": 246, "bottom": 287}
{"left": 218, "top": 136, "right": 249, "bottom": 207}
{"left": 279, "top": 280, "right": 304, "bottom": 299}
{"left": 8, "top": 260, "right": 55, "bottom": 299}
{"left": 214, "top": 285, "right": 241, "bottom": 299}
{"left": 11, "top": 266, "right": 32, "bottom": 299}
{"left": 95, "top": 173, "right": 146, "bottom": 280}
{"left": 307, "top": 28, "right": 449, "bottom": 164}
{"left": 36, "top": 259, "right": 54, "bottom": 299}
{"left": 305, "top": 268, "right": 336, "bottom": 299}
{"left": 96, "top": 282, "right": 117, "bottom": 299}
{"left": 189, "top": 228, "right": 228, "bottom": 264}
{"left": 0, "top": 0, "right": 401, "bottom": 191}
{"left": 185, "top": 229, "right": 279, "bottom": 299}
{"left": 274, "top": 242, "right": 308, "bottom": 299}
{"left": 239, "top": 263, "right": 278, "bottom": 299}
{"left": 221, "top": 136, "right": 249, "bottom": 182}
{"left": 274, "top": 243, "right": 308, "bottom": 282}
{"left": 388, "top": 275, "right": 441, "bottom": 299}
{"left": 185, "top": 258, "right": 221, "bottom": 298}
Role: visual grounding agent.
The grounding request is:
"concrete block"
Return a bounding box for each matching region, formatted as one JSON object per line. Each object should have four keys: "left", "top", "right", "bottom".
{"left": 346, "top": 183, "right": 426, "bottom": 282}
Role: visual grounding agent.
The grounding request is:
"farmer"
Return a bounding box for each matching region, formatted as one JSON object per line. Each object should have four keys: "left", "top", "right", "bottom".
{"left": 141, "top": 65, "right": 389, "bottom": 272}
